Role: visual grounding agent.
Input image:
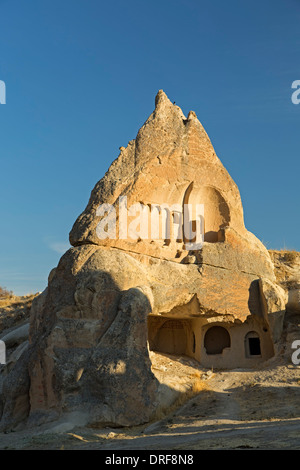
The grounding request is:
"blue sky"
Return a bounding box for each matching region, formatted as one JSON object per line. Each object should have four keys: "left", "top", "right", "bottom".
{"left": 0, "top": 0, "right": 299, "bottom": 295}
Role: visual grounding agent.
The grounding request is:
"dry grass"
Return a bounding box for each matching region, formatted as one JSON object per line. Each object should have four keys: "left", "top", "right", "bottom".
{"left": 269, "top": 248, "right": 300, "bottom": 265}
{"left": 278, "top": 249, "right": 299, "bottom": 262}
{"left": 148, "top": 351, "right": 213, "bottom": 424}
{"left": 0, "top": 286, "right": 15, "bottom": 307}
{"left": 282, "top": 251, "right": 298, "bottom": 264}
{"left": 0, "top": 286, "right": 13, "bottom": 299}
{"left": 153, "top": 376, "right": 210, "bottom": 423}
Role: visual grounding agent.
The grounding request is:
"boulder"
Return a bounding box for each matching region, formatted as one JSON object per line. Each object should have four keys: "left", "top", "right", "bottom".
{"left": 0, "top": 323, "right": 29, "bottom": 348}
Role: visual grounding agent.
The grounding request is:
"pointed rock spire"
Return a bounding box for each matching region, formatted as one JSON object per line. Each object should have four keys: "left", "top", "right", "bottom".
{"left": 155, "top": 89, "right": 171, "bottom": 107}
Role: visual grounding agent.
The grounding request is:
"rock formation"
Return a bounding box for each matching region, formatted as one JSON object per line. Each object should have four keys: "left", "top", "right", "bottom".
{"left": 269, "top": 250, "right": 300, "bottom": 314}
{"left": 0, "top": 90, "right": 289, "bottom": 431}
{"left": 269, "top": 250, "right": 300, "bottom": 360}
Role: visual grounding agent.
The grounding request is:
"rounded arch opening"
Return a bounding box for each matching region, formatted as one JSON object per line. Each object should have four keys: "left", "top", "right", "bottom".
{"left": 152, "top": 319, "right": 187, "bottom": 355}
{"left": 183, "top": 184, "right": 230, "bottom": 243}
{"left": 204, "top": 326, "right": 231, "bottom": 355}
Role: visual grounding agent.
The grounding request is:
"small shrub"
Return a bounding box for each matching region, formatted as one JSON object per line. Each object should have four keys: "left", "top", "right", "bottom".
{"left": 282, "top": 250, "right": 298, "bottom": 264}
{"left": 276, "top": 249, "right": 299, "bottom": 264}
{"left": 0, "top": 286, "right": 13, "bottom": 299}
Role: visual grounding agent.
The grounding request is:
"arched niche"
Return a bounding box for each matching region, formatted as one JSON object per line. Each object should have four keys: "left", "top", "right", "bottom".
{"left": 183, "top": 183, "right": 230, "bottom": 243}
{"left": 204, "top": 326, "right": 231, "bottom": 355}
{"left": 151, "top": 319, "right": 187, "bottom": 355}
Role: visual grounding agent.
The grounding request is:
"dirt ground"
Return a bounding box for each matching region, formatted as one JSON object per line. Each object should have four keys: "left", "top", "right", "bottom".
{"left": 0, "top": 351, "right": 299, "bottom": 450}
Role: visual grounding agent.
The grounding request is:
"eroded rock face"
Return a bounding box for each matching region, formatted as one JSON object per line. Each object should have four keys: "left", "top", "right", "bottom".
{"left": 269, "top": 250, "right": 300, "bottom": 314}
{"left": 0, "top": 91, "right": 290, "bottom": 431}
{"left": 69, "top": 91, "right": 274, "bottom": 273}
{"left": 268, "top": 250, "right": 300, "bottom": 361}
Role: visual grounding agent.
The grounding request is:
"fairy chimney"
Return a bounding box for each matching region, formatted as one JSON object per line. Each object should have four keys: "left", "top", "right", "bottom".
{"left": 0, "top": 90, "right": 287, "bottom": 431}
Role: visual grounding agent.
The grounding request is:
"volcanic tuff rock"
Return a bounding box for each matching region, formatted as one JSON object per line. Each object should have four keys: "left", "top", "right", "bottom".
{"left": 269, "top": 250, "right": 300, "bottom": 314}
{"left": 0, "top": 91, "right": 290, "bottom": 431}
{"left": 268, "top": 250, "right": 300, "bottom": 360}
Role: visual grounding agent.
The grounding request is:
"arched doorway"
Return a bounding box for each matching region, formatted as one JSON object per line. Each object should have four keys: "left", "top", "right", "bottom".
{"left": 153, "top": 319, "right": 187, "bottom": 355}
{"left": 204, "top": 326, "right": 231, "bottom": 355}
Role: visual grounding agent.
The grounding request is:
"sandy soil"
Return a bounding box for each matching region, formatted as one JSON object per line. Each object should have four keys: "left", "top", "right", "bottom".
{"left": 0, "top": 351, "right": 299, "bottom": 450}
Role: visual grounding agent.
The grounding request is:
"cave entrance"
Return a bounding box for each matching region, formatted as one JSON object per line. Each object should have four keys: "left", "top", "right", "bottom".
{"left": 204, "top": 326, "right": 231, "bottom": 355}
{"left": 155, "top": 319, "right": 186, "bottom": 355}
{"left": 148, "top": 318, "right": 192, "bottom": 356}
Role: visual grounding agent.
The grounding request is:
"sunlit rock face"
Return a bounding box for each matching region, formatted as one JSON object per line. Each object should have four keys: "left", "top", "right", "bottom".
{"left": 0, "top": 91, "right": 287, "bottom": 431}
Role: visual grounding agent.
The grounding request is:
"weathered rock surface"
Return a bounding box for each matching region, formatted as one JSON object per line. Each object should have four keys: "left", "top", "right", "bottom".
{"left": 269, "top": 250, "right": 300, "bottom": 360}
{"left": 1, "top": 323, "right": 29, "bottom": 348}
{"left": 0, "top": 91, "right": 292, "bottom": 431}
{"left": 269, "top": 250, "right": 300, "bottom": 314}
